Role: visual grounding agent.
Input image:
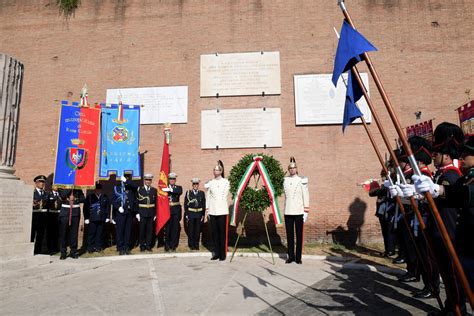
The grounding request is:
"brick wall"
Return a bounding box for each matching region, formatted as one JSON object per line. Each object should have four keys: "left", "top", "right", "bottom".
{"left": 1, "top": 0, "right": 472, "bottom": 245}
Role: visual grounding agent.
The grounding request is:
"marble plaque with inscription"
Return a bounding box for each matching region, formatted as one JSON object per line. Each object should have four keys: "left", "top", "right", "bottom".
{"left": 106, "top": 86, "right": 188, "bottom": 124}
{"left": 201, "top": 108, "right": 282, "bottom": 149}
{"left": 294, "top": 73, "right": 372, "bottom": 126}
{"left": 0, "top": 179, "right": 33, "bottom": 247}
{"left": 200, "top": 52, "right": 281, "bottom": 97}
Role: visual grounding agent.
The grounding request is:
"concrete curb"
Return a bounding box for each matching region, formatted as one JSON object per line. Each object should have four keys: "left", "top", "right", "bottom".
{"left": 89, "top": 251, "right": 354, "bottom": 262}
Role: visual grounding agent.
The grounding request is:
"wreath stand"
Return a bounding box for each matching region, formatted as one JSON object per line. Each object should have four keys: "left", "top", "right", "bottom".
{"left": 230, "top": 210, "right": 275, "bottom": 265}
{"left": 228, "top": 154, "right": 285, "bottom": 265}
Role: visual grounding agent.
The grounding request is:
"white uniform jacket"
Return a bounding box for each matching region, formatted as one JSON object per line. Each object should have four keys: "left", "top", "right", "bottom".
{"left": 205, "top": 177, "right": 230, "bottom": 216}
{"left": 283, "top": 175, "right": 309, "bottom": 215}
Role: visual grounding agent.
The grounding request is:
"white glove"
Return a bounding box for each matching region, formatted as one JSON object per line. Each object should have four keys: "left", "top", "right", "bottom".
{"left": 399, "top": 184, "right": 415, "bottom": 198}
{"left": 388, "top": 185, "right": 403, "bottom": 198}
{"left": 168, "top": 185, "right": 173, "bottom": 192}
{"left": 105, "top": 218, "right": 110, "bottom": 223}
{"left": 161, "top": 187, "right": 170, "bottom": 192}
{"left": 153, "top": 216, "right": 156, "bottom": 221}
{"left": 84, "top": 219, "right": 90, "bottom": 225}
{"left": 383, "top": 180, "right": 392, "bottom": 189}
{"left": 120, "top": 175, "right": 127, "bottom": 182}
{"left": 118, "top": 206, "right": 124, "bottom": 213}
{"left": 136, "top": 214, "right": 141, "bottom": 222}
{"left": 303, "top": 212, "right": 308, "bottom": 223}
{"left": 111, "top": 219, "right": 116, "bottom": 225}
{"left": 413, "top": 175, "right": 440, "bottom": 198}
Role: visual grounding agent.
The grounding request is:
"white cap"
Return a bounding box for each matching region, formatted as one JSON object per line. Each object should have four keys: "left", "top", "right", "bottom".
{"left": 144, "top": 173, "right": 153, "bottom": 180}
{"left": 191, "top": 178, "right": 200, "bottom": 184}
{"left": 168, "top": 172, "right": 177, "bottom": 179}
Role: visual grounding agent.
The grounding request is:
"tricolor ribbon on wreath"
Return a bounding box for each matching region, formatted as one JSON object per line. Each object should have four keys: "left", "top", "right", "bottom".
{"left": 230, "top": 156, "right": 282, "bottom": 226}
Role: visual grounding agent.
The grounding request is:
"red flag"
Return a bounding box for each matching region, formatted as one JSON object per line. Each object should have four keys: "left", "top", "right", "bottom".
{"left": 156, "top": 129, "right": 171, "bottom": 234}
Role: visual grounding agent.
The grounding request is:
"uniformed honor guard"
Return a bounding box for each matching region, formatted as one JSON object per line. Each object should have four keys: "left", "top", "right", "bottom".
{"left": 136, "top": 173, "right": 157, "bottom": 252}
{"left": 283, "top": 157, "right": 309, "bottom": 264}
{"left": 31, "top": 175, "right": 49, "bottom": 255}
{"left": 83, "top": 182, "right": 111, "bottom": 253}
{"left": 59, "top": 187, "right": 85, "bottom": 259}
{"left": 184, "top": 178, "right": 206, "bottom": 250}
{"left": 47, "top": 185, "right": 62, "bottom": 254}
{"left": 205, "top": 160, "right": 230, "bottom": 261}
{"left": 428, "top": 123, "right": 465, "bottom": 313}
{"left": 412, "top": 135, "right": 474, "bottom": 290}
{"left": 112, "top": 174, "right": 137, "bottom": 255}
{"left": 163, "top": 172, "right": 183, "bottom": 252}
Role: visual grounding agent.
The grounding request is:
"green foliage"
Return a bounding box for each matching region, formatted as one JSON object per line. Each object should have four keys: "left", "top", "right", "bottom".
{"left": 57, "top": 0, "right": 81, "bottom": 18}
{"left": 228, "top": 154, "right": 285, "bottom": 213}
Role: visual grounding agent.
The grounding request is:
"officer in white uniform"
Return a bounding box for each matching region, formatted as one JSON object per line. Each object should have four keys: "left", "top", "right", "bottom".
{"left": 283, "top": 157, "right": 309, "bottom": 264}
{"left": 205, "top": 160, "right": 230, "bottom": 261}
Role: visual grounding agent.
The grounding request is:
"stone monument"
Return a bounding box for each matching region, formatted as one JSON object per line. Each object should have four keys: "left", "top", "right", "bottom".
{"left": 0, "top": 53, "right": 47, "bottom": 270}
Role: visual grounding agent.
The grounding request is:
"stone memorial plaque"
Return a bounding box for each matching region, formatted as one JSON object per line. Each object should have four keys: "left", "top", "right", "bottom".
{"left": 200, "top": 51, "right": 281, "bottom": 97}
{"left": 201, "top": 108, "right": 282, "bottom": 149}
{"left": 106, "top": 86, "right": 188, "bottom": 124}
{"left": 294, "top": 73, "right": 372, "bottom": 125}
{"left": 0, "top": 180, "right": 33, "bottom": 245}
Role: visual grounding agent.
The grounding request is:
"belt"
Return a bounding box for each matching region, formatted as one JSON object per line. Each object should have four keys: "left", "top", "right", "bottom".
{"left": 188, "top": 208, "right": 203, "bottom": 212}
{"left": 33, "top": 209, "right": 48, "bottom": 213}
{"left": 169, "top": 202, "right": 180, "bottom": 207}
{"left": 49, "top": 210, "right": 60, "bottom": 214}
{"left": 139, "top": 204, "right": 156, "bottom": 208}
{"left": 61, "top": 204, "right": 80, "bottom": 208}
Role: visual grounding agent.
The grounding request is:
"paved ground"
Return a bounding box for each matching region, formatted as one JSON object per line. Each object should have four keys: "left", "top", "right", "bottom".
{"left": 0, "top": 252, "right": 455, "bottom": 315}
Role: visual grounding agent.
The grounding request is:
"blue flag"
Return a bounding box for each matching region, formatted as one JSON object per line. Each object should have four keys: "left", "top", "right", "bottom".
{"left": 342, "top": 69, "right": 364, "bottom": 132}
{"left": 332, "top": 21, "right": 377, "bottom": 87}
{"left": 99, "top": 104, "right": 141, "bottom": 179}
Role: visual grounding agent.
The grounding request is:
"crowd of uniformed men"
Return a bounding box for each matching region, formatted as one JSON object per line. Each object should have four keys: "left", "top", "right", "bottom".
{"left": 368, "top": 122, "right": 474, "bottom": 315}
{"left": 31, "top": 158, "right": 311, "bottom": 265}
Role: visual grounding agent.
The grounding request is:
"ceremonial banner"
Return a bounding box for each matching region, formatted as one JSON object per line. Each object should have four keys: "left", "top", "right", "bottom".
{"left": 99, "top": 104, "right": 141, "bottom": 179}
{"left": 457, "top": 100, "right": 474, "bottom": 139}
{"left": 53, "top": 101, "right": 100, "bottom": 188}
{"left": 332, "top": 20, "right": 377, "bottom": 131}
{"left": 156, "top": 128, "right": 171, "bottom": 234}
{"left": 405, "top": 120, "right": 434, "bottom": 142}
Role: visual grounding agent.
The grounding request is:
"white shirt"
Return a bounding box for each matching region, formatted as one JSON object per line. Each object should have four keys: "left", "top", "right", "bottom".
{"left": 205, "top": 177, "right": 230, "bottom": 216}
{"left": 283, "top": 175, "right": 309, "bottom": 215}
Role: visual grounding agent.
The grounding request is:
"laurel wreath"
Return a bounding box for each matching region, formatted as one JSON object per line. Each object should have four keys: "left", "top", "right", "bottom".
{"left": 228, "top": 154, "right": 285, "bottom": 213}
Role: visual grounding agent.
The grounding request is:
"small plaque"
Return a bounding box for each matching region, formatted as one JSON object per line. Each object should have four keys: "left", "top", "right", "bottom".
{"left": 294, "top": 73, "right": 372, "bottom": 126}
{"left": 106, "top": 86, "right": 188, "bottom": 124}
{"left": 200, "top": 51, "right": 281, "bottom": 97}
{"left": 201, "top": 108, "right": 282, "bottom": 149}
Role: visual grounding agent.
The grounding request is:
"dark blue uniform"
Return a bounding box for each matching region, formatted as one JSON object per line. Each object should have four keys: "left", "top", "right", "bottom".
{"left": 184, "top": 189, "right": 206, "bottom": 250}
{"left": 136, "top": 185, "right": 157, "bottom": 251}
{"left": 59, "top": 189, "right": 85, "bottom": 258}
{"left": 165, "top": 185, "right": 182, "bottom": 251}
{"left": 31, "top": 188, "right": 50, "bottom": 254}
{"left": 445, "top": 169, "right": 474, "bottom": 289}
{"left": 369, "top": 186, "right": 396, "bottom": 256}
{"left": 47, "top": 190, "right": 62, "bottom": 254}
{"left": 430, "top": 167, "right": 463, "bottom": 313}
{"left": 83, "top": 192, "right": 111, "bottom": 252}
{"left": 112, "top": 179, "right": 136, "bottom": 254}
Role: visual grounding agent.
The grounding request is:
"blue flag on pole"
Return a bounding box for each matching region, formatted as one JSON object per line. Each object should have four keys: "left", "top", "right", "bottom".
{"left": 332, "top": 21, "right": 377, "bottom": 86}
{"left": 99, "top": 104, "right": 141, "bottom": 179}
{"left": 342, "top": 69, "right": 364, "bottom": 132}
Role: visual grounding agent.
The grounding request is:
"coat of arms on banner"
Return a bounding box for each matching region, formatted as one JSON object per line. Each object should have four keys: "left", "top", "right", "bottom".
{"left": 66, "top": 147, "right": 88, "bottom": 170}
